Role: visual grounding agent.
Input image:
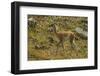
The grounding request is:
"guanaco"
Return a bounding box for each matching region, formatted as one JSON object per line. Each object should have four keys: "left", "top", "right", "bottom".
{"left": 51, "top": 24, "right": 79, "bottom": 51}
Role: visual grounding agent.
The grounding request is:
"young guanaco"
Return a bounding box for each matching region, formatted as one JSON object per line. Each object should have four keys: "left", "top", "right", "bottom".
{"left": 51, "top": 24, "right": 79, "bottom": 51}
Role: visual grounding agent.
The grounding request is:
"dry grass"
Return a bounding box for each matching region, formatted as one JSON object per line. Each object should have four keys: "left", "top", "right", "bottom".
{"left": 28, "top": 39, "right": 87, "bottom": 60}
{"left": 28, "top": 15, "right": 88, "bottom": 61}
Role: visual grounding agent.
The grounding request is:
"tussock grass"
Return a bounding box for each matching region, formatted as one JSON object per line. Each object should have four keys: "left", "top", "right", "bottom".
{"left": 28, "top": 39, "right": 87, "bottom": 60}
{"left": 28, "top": 15, "right": 88, "bottom": 60}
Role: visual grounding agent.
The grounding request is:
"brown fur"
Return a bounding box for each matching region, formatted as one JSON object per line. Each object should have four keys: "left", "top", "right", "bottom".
{"left": 52, "top": 25, "right": 79, "bottom": 51}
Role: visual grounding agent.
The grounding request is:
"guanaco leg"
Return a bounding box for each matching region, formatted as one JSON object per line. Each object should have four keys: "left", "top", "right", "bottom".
{"left": 56, "top": 40, "right": 64, "bottom": 51}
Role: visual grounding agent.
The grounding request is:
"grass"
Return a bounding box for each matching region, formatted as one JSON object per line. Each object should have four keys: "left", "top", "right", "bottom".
{"left": 28, "top": 15, "right": 88, "bottom": 61}
{"left": 28, "top": 38, "right": 88, "bottom": 60}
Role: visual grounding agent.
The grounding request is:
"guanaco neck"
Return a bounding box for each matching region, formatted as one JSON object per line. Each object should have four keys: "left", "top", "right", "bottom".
{"left": 53, "top": 25, "right": 57, "bottom": 34}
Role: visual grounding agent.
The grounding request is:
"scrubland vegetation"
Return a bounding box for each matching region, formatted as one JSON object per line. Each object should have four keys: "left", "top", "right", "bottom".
{"left": 28, "top": 15, "right": 88, "bottom": 60}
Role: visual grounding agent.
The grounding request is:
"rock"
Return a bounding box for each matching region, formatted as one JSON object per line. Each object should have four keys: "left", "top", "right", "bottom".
{"left": 75, "top": 27, "right": 87, "bottom": 39}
